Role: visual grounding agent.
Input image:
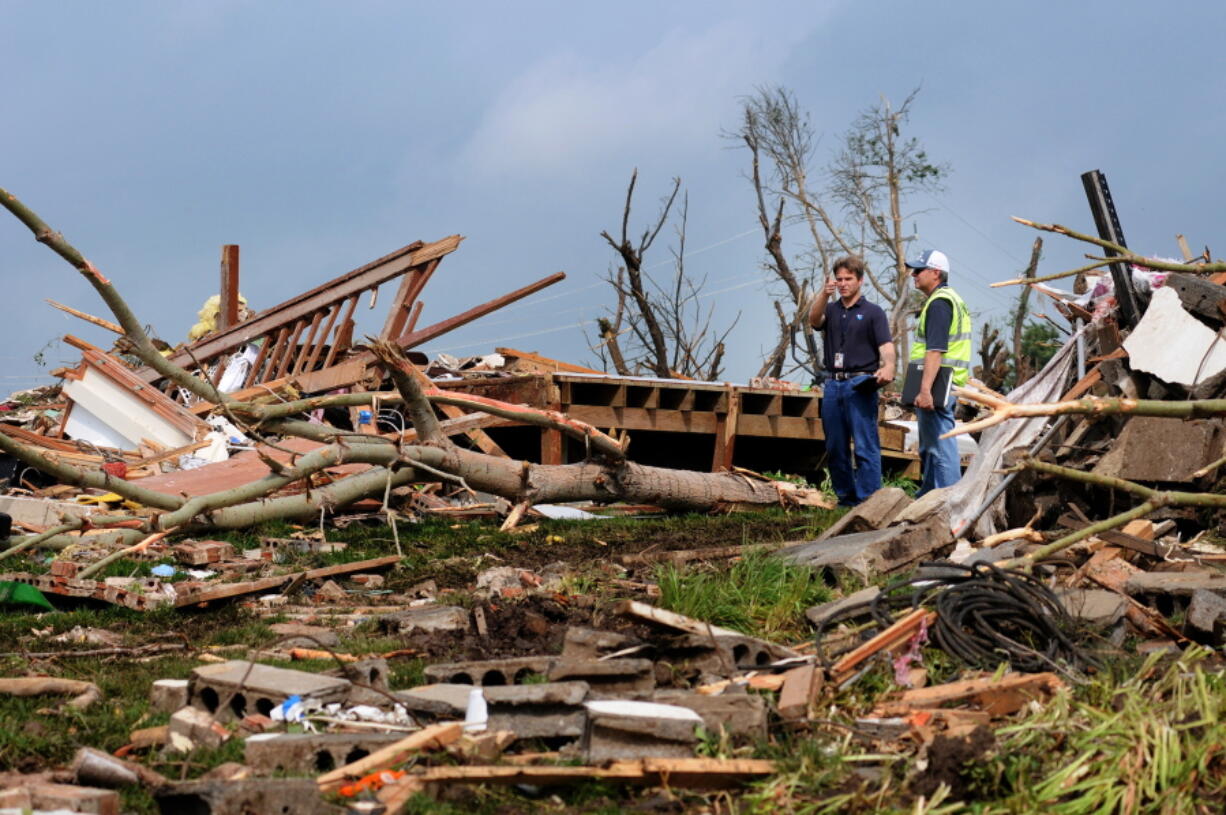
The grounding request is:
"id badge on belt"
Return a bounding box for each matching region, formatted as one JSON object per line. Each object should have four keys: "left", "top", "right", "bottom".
{"left": 833, "top": 353, "right": 844, "bottom": 369}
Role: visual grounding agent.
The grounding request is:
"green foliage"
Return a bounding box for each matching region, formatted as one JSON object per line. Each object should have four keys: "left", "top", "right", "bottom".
{"left": 882, "top": 472, "right": 919, "bottom": 498}
{"left": 655, "top": 549, "right": 830, "bottom": 641}
{"left": 965, "top": 647, "right": 1226, "bottom": 813}
{"left": 1020, "top": 319, "right": 1060, "bottom": 370}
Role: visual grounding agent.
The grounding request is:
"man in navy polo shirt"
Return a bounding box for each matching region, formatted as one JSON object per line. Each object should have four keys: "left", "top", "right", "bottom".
{"left": 807, "top": 255, "right": 896, "bottom": 507}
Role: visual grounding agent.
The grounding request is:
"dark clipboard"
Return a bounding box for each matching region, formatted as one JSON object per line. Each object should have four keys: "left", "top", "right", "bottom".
{"left": 901, "top": 360, "right": 953, "bottom": 408}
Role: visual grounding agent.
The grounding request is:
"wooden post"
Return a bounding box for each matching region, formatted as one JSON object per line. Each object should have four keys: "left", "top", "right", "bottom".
{"left": 219, "top": 245, "right": 240, "bottom": 331}
{"left": 541, "top": 374, "right": 564, "bottom": 465}
{"left": 711, "top": 388, "right": 740, "bottom": 472}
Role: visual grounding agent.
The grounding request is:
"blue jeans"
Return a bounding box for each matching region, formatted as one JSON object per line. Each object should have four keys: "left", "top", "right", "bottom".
{"left": 916, "top": 391, "right": 960, "bottom": 497}
{"left": 820, "top": 375, "right": 881, "bottom": 506}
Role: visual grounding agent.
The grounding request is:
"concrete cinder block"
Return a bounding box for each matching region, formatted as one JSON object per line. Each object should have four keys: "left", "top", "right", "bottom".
{"left": 424, "top": 656, "right": 556, "bottom": 687}
{"left": 548, "top": 658, "right": 654, "bottom": 694}
{"left": 651, "top": 689, "right": 768, "bottom": 740}
{"left": 244, "top": 732, "right": 406, "bottom": 773}
{"left": 189, "top": 660, "right": 351, "bottom": 722}
{"left": 580, "top": 701, "right": 699, "bottom": 763}
{"left": 394, "top": 683, "right": 474, "bottom": 717}
{"left": 378, "top": 605, "right": 470, "bottom": 635}
{"left": 28, "top": 782, "right": 120, "bottom": 815}
{"left": 150, "top": 678, "right": 190, "bottom": 714}
{"left": 169, "top": 707, "right": 229, "bottom": 751}
{"left": 485, "top": 681, "right": 591, "bottom": 740}
{"left": 154, "top": 778, "right": 340, "bottom": 815}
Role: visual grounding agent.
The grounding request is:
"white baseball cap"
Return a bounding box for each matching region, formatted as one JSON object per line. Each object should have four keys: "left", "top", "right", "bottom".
{"left": 905, "top": 249, "right": 950, "bottom": 274}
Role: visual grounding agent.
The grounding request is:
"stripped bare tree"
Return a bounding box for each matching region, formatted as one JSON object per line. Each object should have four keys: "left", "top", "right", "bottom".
{"left": 597, "top": 171, "right": 734, "bottom": 380}
{"left": 828, "top": 88, "right": 948, "bottom": 360}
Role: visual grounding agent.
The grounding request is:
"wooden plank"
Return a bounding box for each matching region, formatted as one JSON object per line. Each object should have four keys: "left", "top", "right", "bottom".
{"left": 303, "top": 303, "right": 342, "bottom": 374}
{"left": 274, "top": 319, "right": 308, "bottom": 380}
{"left": 175, "top": 555, "right": 401, "bottom": 609}
{"left": 318, "top": 722, "right": 462, "bottom": 791}
{"left": 45, "top": 299, "right": 123, "bottom": 335}
{"left": 884, "top": 672, "right": 1065, "bottom": 717}
{"left": 498, "top": 347, "right": 605, "bottom": 375}
{"left": 830, "top": 608, "right": 934, "bottom": 680}
{"left": 396, "top": 271, "right": 566, "bottom": 348}
{"left": 189, "top": 378, "right": 290, "bottom": 415}
{"left": 291, "top": 310, "right": 325, "bottom": 374}
{"left": 291, "top": 359, "right": 369, "bottom": 395}
{"left": 323, "top": 294, "right": 360, "bottom": 369}
{"left": 257, "top": 327, "right": 291, "bottom": 388}
{"left": 377, "top": 758, "right": 776, "bottom": 796}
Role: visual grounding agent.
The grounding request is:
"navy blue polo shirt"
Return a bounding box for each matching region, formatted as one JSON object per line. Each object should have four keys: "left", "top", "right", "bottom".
{"left": 821, "top": 296, "right": 891, "bottom": 372}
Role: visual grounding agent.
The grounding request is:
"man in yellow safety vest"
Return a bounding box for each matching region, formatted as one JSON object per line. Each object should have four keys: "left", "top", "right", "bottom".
{"left": 906, "top": 249, "right": 972, "bottom": 496}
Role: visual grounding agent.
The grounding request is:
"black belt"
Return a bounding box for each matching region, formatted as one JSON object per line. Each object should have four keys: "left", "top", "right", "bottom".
{"left": 828, "top": 370, "right": 874, "bottom": 381}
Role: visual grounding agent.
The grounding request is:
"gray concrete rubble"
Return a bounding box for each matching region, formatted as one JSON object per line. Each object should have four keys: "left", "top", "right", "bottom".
{"left": 816, "top": 487, "right": 913, "bottom": 541}
{"left": 267, "top": 622, "right": 341, "bottom": 649}
{"left": 243, "top": 732, "right": 406, "bottom": 773}
{"left": 1186, "top": 589, "right": 1226, "bottom": 639}
{"left": 1092, "top": 416, "right": 1226, "bottom": 483}
{"left": 1056, "top": 588, "right": 1128, "bottom": 626}
{"left": 188, "top": 660, "right": 351, "bottom": 722}
{"left": 561, "top": 626, "right": 637, "bottom": 660}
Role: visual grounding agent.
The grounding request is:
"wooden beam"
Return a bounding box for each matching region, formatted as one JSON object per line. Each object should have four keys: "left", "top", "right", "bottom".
{"left": 396, "top": 271, "right": 566, "bottom": 349}
{"left": 45, "top": 300, "right": 123, "bottom": 335}
{"left": 219, "top": 245, "right": 240, "bottom": 332}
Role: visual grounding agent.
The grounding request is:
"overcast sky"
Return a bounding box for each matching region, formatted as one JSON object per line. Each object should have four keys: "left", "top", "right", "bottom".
{"left": 3, "top": 1, "right": 1224, "bottom": 390}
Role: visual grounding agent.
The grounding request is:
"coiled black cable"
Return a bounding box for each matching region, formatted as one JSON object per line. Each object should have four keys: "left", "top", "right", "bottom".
{"left": 815, "top": 560, "right": 1098, "bottom": 674}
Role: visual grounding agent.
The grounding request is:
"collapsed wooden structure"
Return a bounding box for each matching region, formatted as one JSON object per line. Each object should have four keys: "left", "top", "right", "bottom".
{"left": 13, "top": 232, "right": 918, "bottom": 486}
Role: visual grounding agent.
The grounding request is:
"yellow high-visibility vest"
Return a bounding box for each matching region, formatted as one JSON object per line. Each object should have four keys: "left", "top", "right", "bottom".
{"left": 910, "top": 285, "right": 973, "bottom": 387}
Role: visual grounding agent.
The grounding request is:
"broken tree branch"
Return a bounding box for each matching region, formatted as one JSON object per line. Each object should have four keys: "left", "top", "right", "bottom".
{"left": 1012, "top": 217, "right": 1226, "bottom": 274}
{"left": 948, "top": 386, "right": 1226, "bottom": 438}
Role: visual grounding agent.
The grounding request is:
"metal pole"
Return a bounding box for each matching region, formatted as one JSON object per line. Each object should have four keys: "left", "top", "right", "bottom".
{"left": 1081, "top": 170, "right": 1138, "bottom": 328}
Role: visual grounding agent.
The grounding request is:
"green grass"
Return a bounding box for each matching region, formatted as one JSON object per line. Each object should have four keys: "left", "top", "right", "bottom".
{"left": 655, "top": 548, "right": 831, "bottom": 641}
